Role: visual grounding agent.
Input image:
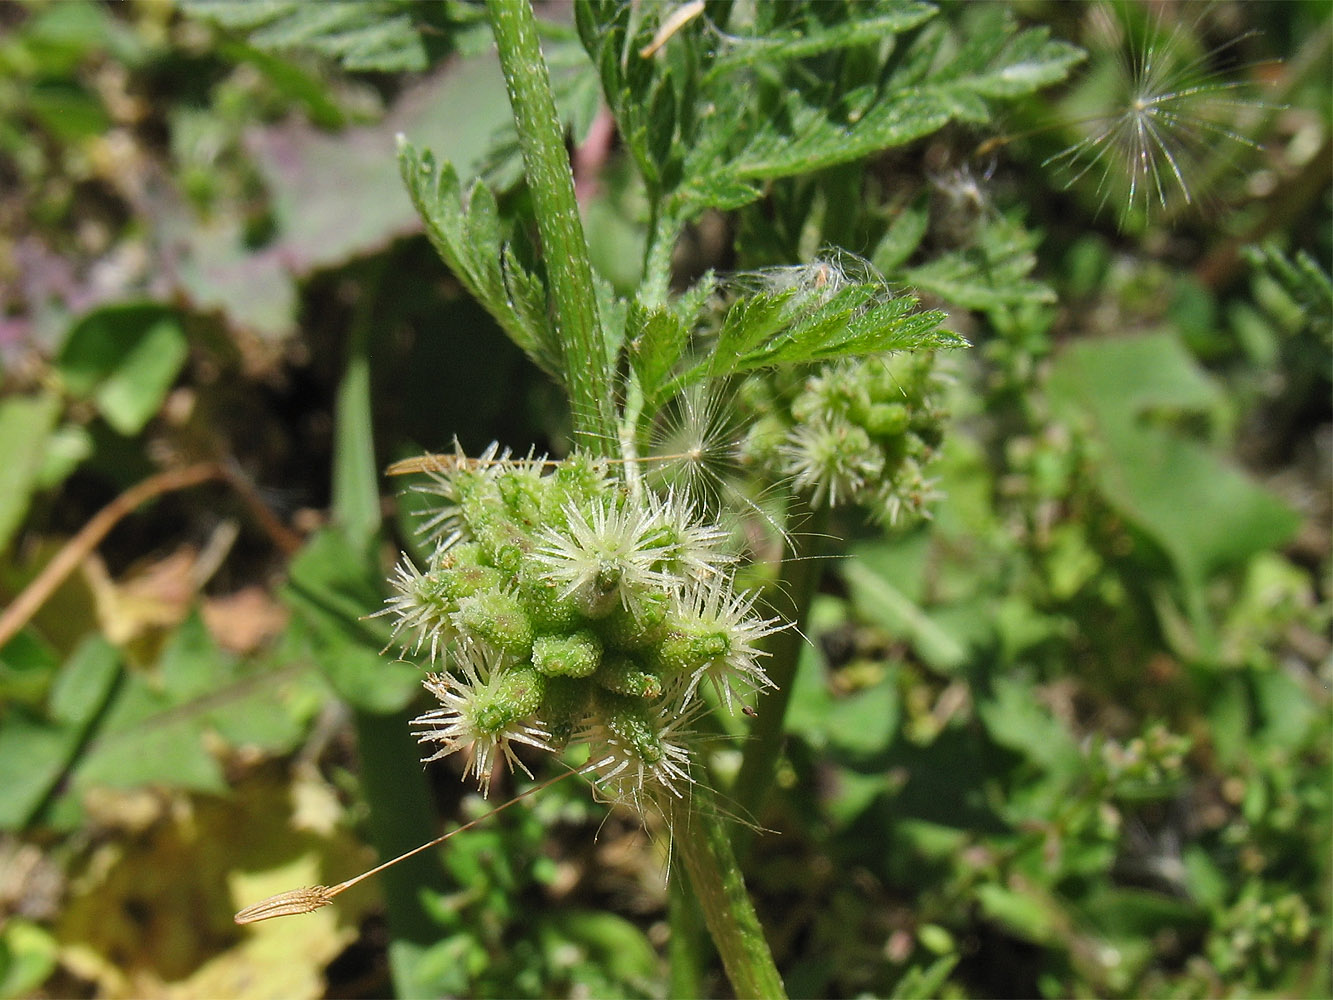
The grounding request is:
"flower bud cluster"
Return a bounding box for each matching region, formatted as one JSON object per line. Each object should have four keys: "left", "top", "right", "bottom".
{"left": 737, "top": 353, "right": 948, "bottom": 523}
{"left": 386, "top": 446, "right": 781, "bottom": 812}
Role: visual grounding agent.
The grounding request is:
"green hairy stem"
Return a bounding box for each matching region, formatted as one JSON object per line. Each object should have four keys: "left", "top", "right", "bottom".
{"left": 487, "top": 0, "right": 617, "bottom": 456}
{"left": 669, "top": 786, "right": 788, "bottom": 999}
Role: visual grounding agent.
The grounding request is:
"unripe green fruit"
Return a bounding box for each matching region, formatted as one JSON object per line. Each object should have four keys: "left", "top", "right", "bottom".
{"left": 436, "top": 562, "right": 505, "bottom": 601}
{"left": 541, "top": 674, "right": 590, "bottom": 747}
{"left": 599, "top": 593, "right": 669, "bottom": 651}
{"left": 596, "top": 656, "right": 664, "bottom": 699}
{"left": 599, "top": 692, "right": 664, "bottom": 765}
{"left": 520, "top": 573, "right": 582, "bottom": 633}
{"left": 473, "top": 664, "right": 545, "bottom": 733}
{"left": 533, "top": 629, "right": 602, "bottom": 678}
{"left": 573, "top": 563, "right": 623, "bottom": 619}
{"left": 860, "top": 401, "right": 909, "bottom": 438}
{"left": 656, "top": 626, "right": 729, "bottom": 676}
{"left": 742, "top": 415, "right": 788, "bottom": 467}
{"left": 497, "top": 470, "right": 544, "bottom": 527}
{"left": 458, "top": 590, "right": 534, "bottom": 658}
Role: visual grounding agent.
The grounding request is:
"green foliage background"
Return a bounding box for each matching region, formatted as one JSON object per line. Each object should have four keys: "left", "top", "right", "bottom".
{"left": 0, "top": 1, "right": 1328, "bottom": 997}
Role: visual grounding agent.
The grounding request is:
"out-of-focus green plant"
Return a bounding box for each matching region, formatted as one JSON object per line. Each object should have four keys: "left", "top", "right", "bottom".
{"left": 1, "top": 1, "right": 1326, "bottom": 998}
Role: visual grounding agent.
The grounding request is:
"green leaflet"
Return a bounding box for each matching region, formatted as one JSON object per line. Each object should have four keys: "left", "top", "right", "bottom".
{"left": 665, "top": 282, "right": 958, "bottom": 399}
{"left": 398, "top": 141, "right": 563, "bottom": 381}
{"left": 182, "top": 0, "right": 437, "bottom": 72}
{"left": 570, "top": 0, "right": 1088, "bottom": 218}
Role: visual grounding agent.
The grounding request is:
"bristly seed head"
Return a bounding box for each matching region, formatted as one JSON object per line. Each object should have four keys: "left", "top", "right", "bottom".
{"left": 389, "top": 444, "right": 779, "bottom": 815}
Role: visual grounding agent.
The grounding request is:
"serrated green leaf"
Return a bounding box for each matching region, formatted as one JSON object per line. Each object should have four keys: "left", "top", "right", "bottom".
{"left": 591, "top": 270, "right": 628, "bottom": 373}
{"left": 465, "top": 178, "right": 502, "bottom": 266}
{"left": 708, "top": 290, "right": 801, "bottom": 373}
{"left": 673, "top": 278, "right": 959, "bottom": 396}
{"left": 184, "top": 0, "right": 430, "bottom": 72}
{"left": 674, "top": 172, "right": 763, "bottom": 213}
{"left": 628, "top": 302, "right": 688, "bottom": 400}
{"left": 664, "top": 4, "right": 1082, "bottom": 217}
{"left": 704, "top": 2, "right": 937, "bottom": 76}
{"left": 946, "top": 24, "right": 1083, "bottom": 99}
{"left": 645, "top": 75, "right": 677, "bottom": 177}
{"left": 902, "top": 216, "right": 1054, "bottom": 314}
{"left": 398, "top": 140, "right": 562, "bottom": 380}
{"left": 682, "top": 90, "right": 956, "bottom": 203}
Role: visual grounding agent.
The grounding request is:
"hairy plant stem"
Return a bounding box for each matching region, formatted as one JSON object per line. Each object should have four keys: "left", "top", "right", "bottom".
{"left": 733, "top": 499, "right": 832, "bottom": 841}
{"left": 639, "top": 202, "right": 679, "bottom": 309}
{"left": 669, "top": 786, "right": 787, "bottom": 999}
{"left": 488, "top": 0, "right": 617, "bottom": 457}
{"left": 488, "top": 12, "right": 786, "bottom": 991}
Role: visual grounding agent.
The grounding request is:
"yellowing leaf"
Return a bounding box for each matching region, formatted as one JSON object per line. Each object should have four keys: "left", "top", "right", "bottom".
{"left": 54, "top": 772, "right": 377, "bottom": 999}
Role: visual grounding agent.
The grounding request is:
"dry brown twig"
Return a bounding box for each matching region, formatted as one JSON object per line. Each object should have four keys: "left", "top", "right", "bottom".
{"left": 0, "top": 461, "right": 302, "bottom": 649}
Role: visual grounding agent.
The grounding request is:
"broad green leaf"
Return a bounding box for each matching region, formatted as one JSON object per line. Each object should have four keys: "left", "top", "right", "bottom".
{"left": 891, "top": 956, "right": 960, "bottom": 1000}
{"left": 56, "top": 303, "right": 188, "bottom": 436}
{"left": 173, "top": 54, "right": 513, "bottom": 341}
{"left": 0, "top": 711, "right": 77, "bottom": 830}
{"left": 539, "top": 910, "right": 659, "bottom": 989}
{"left": 1079, "top": 886, "right": 1205, "bottom": 939}
{"left": 975, "top": 882, "right": 1062, "bottom": 945}
{"left": 977, "top": 674, "right": 1079, "bottom": 775}
{"left": 0, "top": 637, "right": 119, "bottom": 829}
{"left": 70, "top": 616, "right": 313, "bottom": 799}
{"left": 0, "top": 920, "right": 59, "bottom": 1000}
{"left": 1047, "top": 334, "right": 1301, "bottom": 622}
{"left": 827, "top": 676, "right": 900, "bottom": 757}
{"left": 34, "top": 424, "right": 93, "bottom": 491}
{"left": 842, "top": 558, "right": 968, "bottom": 673}
{"left": 71, "top": 623, "right": 226, "bottom": 796}
{"left": 0, "top": 392, "right": 60, "bottom": 554}
{"left": 48, "top": 634, "right": 120, "bottom": 727}
{"left": 285, "top": 528, "right": 420, "bottom": 713}
{"left": 0, "top": 629, "right": 62, "bottom": 708}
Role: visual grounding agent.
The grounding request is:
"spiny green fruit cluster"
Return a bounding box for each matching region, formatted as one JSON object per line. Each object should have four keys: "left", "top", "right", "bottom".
{"left": 738, "top": 352, "right": 948, "bottom": 523}
{"left": 386, "top": 446, "right": 780, "bottom": 811}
